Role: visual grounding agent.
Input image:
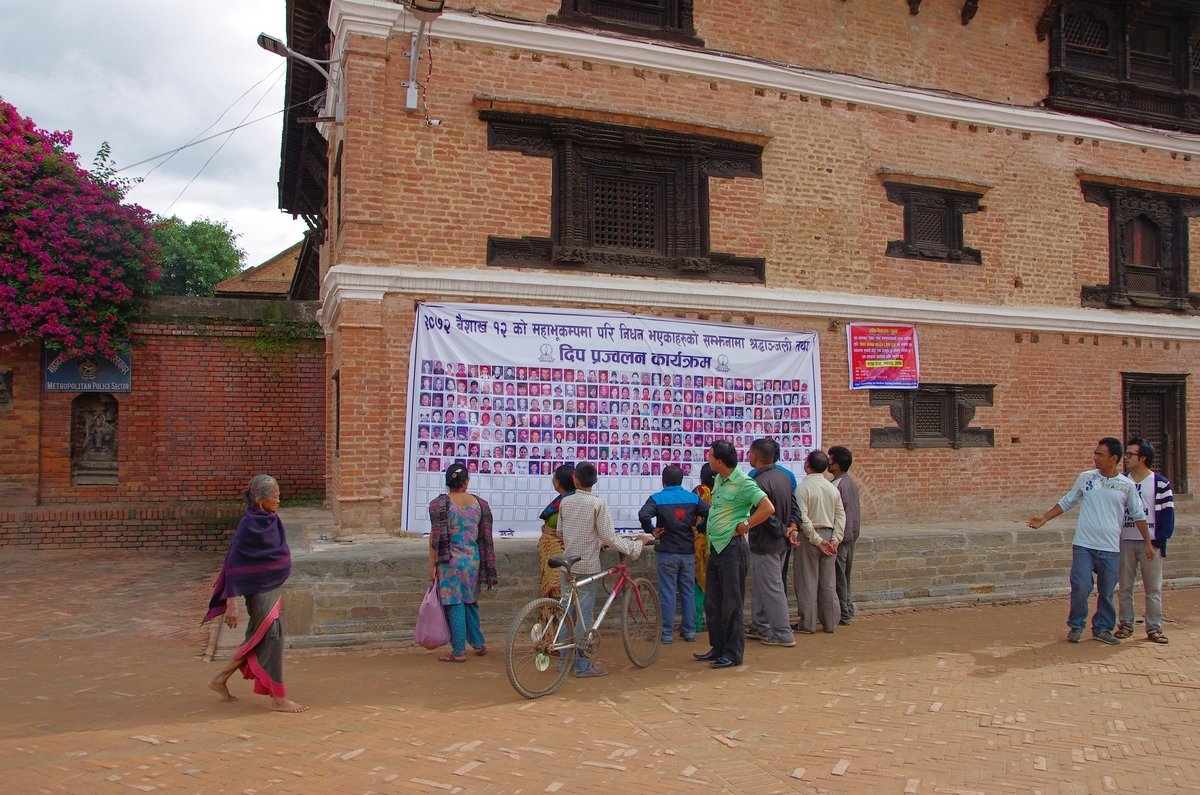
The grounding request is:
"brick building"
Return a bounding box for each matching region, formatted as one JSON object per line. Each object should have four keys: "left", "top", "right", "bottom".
{"left": 275, "top": 0, "right": 1200, "bottom": 536}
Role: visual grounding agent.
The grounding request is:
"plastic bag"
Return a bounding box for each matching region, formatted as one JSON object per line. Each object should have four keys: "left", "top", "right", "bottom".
{"left": 414, "top": 579, "right": 451, "bottom": 649}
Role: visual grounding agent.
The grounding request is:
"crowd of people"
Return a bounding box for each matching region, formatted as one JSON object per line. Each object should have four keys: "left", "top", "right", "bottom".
{"left": 202, "top": 432, "right": 1174, "bottom": 709}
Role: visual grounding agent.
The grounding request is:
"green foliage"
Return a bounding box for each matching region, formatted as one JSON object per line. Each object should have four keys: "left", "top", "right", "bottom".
{"left": 148, "top": 215, "right": 245, "bottom": 297}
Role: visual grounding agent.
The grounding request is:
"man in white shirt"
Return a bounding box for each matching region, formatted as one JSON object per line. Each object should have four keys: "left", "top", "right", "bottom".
{"left": 1115, "top": 438, "right": 1175, "bottom": 644}
{"left": 789, "top": 450, "right": 845, "bottom": 634}
{"left": 1028, "top": 437, "right": 1153, "bottom": 645}
{"left": 559, "top": 461, "right": 654, "bottom": 678}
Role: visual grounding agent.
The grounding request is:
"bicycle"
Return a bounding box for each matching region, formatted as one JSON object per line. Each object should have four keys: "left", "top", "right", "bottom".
{"left": 504, "top": 545, "right": 662, "bottom": 699}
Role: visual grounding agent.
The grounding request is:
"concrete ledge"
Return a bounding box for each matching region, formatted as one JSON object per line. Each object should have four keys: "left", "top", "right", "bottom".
{"left": 277, "top": 506, "right": 1200, "bottom": 648}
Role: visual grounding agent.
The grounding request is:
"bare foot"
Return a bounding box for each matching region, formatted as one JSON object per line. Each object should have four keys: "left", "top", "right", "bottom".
{"left": 208, "top": 678, "right": 238, "bottom": 702}
{"left": 270, "top": 697, "right": 308, "bottom": 713}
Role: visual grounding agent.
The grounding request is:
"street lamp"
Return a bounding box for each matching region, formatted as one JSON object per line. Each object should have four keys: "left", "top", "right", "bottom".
{"left": 257, "top": 33, "right": 344, "bottom": 124}
{"left": 403, "top": 0, "right": 446, "bottom": 112}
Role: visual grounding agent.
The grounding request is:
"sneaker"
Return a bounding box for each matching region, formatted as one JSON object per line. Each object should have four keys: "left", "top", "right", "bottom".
{"left": 1094, "top": 631, "right": 1121, "bottom": 646}
{"left": 1066, "top": 628, "right": 1083, "bottom": 643}
{"left": 660, "top": 637, "right": 673, "bottom": 645}
{"left": 760, "top": 635, "right": 797, "bottom": 648}
{"left": 681, "top": 635, "right": 696, "bottom": 643}
{"left": 745, "top": 625, "right": 766, "bottom": 639}
{"left": 576, "top": 664, "right": 608, "bottom": 679}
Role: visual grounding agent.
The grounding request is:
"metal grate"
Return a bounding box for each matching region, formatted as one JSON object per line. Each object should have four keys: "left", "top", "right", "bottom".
{"left": 591, "top": 176, "right": 659, "bottom": 251}
{"left": 1064, "top": 12, "right": 1109, "bottom": 53}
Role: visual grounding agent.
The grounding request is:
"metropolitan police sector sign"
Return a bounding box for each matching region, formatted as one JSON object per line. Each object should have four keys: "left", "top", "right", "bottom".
{"left": 43, "top": 348, "right": 132, "bottom": 392}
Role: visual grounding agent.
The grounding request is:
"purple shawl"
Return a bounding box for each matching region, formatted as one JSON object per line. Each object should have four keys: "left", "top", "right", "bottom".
{"left": 202, "top": 507, "right": 292, "bottom": 624}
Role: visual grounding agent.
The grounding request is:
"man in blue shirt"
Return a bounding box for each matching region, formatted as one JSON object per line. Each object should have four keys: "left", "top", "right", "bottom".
{"left": 1028, "top": 437, "right": 1153, "bottom": 644}
{"left": 638, "top": 464, "right": 709, "bottom": 644}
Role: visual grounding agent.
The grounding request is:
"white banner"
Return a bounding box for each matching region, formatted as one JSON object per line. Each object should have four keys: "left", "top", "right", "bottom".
{"left": 404, "top": 303, "right": 821, "bottom": 538}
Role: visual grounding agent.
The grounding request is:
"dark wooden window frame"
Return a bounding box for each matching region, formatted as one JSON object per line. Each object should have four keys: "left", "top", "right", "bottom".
{"left": 870, "top": 383, "right": 995, "bottom": 450}
{"left": 1080, "top": 181, "right": 1200, "bottom": 312}
{"left": 550, "top": 1, "right": 703, "bottom": 46}
{"left": 1123, "top": 372, "right": 1188, "bottom": 493}
{"left": 482, "top": 110, "right": 765, "bottom": 284}
{"left": 884, "top": 182, "right": 982, "bottom": 264}
{"left": 1043, "top": 1, "right": 1200, "bottom": 133}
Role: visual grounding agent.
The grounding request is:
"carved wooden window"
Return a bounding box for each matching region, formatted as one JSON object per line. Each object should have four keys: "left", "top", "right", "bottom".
{"left": 870, "top": 384, "right": 994, "bottom": 450}
{"left": 551, "top": 1, "right": 701, "bottom": 45}
{"left": 884, "top": 183, "right": 982, "bottom": 264}
{"left": 1080, "top": 182, "right": 1200, "bottom": 312}
{"left": 1045, "top": 2, "right": 1200, "bottom": 133}
{"left": 482, "top": 111, "right": 765, "bottom": 283}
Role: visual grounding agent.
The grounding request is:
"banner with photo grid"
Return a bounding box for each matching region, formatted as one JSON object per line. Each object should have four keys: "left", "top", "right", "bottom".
{"left": 403, "top": 303, "right": 821, "bottom": 539}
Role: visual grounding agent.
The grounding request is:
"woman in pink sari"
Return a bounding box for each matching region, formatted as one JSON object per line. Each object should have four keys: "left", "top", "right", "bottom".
{"left": 203, "top": 474, "right": 307, "bottom": 712}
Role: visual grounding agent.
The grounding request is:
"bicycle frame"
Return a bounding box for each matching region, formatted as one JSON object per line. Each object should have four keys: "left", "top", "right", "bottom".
{"left": 548, "top": 560, "right": 642, "bottom": 654}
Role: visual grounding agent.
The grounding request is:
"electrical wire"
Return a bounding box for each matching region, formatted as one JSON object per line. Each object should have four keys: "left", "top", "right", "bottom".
{"left": 163, "top": 69, "right": 285, "bottom": 213}
{"left": 115, "top": 93, "right": 318, "bottom": 173}
{"left": 143, "top": 62, "right": 285, "bottom": 180}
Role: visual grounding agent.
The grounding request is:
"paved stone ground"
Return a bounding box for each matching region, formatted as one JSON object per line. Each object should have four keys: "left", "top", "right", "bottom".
{"left": 2, "top": 549, "right": 1198, "bottom": 794}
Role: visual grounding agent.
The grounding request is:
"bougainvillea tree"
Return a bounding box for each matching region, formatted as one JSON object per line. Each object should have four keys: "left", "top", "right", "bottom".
{"left": 0, "top": 99, "right": 159, "bottom": 358}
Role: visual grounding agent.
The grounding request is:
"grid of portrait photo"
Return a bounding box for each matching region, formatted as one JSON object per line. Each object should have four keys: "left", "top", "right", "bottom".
{"left": 409, "top": 359, "right": 816, "bottom": 533}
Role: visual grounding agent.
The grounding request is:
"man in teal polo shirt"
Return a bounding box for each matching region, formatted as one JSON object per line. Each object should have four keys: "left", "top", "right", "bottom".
{"left": 693, "top": 440, "right": 776, "bottom": 670}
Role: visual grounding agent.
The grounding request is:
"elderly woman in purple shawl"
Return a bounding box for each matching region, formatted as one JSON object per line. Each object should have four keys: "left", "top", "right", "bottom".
{"left": 428, "top": 462, "right": 498, "bottom": 662}
{"left": 203, "top": 474, "right": 307, "bottom": 712}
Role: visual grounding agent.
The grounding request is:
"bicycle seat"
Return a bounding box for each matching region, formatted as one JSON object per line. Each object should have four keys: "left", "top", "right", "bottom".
{"left": 548, "top": 555, "right": 581, "bottom": 570}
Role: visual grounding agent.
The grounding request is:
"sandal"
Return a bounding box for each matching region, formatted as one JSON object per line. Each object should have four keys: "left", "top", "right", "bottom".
{"left": 438, "top": 652, "right": 467, "bottom": 663}
{"left": 1113, "top": 626, "right": 1133, "bottom": 639}
{"left": 473, "top": 645, "right": 487, "bottom": 656}
{"left": 1147, "top": 630, "right": 1169, "bottom": 645}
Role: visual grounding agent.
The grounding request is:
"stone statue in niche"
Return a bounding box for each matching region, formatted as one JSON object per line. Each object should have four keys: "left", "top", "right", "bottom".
{"left": 84, "top": 408, "right": 117, "bottom": 459}
{"left": 0, "top": 369, "right": 11, "bottom": 408}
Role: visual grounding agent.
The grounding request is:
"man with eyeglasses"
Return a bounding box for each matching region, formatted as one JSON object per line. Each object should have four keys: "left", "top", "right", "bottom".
{"left": 1115, "top": 438, "right": 1175, "bottom": 644}
{"left": 1028, "top": 437, "right": 1153, "bottom": 645}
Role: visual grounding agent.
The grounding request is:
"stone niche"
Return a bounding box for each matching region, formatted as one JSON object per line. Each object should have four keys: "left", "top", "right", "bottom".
{"left": 71, "top": 393, "right": 119, "bottom": 486}
{"left": 0, "top": 368, "right": 12, "bottom": 409}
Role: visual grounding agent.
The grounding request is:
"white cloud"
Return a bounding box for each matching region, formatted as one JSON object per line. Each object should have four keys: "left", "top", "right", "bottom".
{"left": 0, "top": 0, "right": 310, "bottom": 268}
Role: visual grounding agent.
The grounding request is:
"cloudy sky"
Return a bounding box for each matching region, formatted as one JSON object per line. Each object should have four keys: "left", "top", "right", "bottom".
{"left": 1, "top": 0, "right": 309, "bottom": 268}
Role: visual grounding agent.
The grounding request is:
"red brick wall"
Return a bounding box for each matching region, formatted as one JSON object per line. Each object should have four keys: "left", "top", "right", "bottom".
{"left": 0, "top": 338, "right": 40, "bottom": 505}
{"left": 0, "top": 299, "right": 326, "bottom": 548}
{"left": 316, "top": 4, "right": 1199, "bottom": 534}
{"left": 0, "top": 503, "right": 242, "bottom": 551}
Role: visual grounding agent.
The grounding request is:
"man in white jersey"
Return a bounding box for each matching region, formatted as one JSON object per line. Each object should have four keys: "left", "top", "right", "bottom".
{"left": 1028, "top": 437, "right": 1153, "bottom": 645}
{"left": 1115, "top": 438, "right": 1175, "bottom": 644}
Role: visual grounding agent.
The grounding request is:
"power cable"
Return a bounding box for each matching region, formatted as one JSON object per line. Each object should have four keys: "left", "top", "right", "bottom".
{"left": 143, "top": 62, "right": 285, "bottom": 180}
{"left": 163, "top": 69, "right": 285, "bottom": 213}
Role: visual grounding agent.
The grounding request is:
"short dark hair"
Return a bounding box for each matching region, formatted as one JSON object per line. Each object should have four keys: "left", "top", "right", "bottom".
{"left": 828, "top": 445, "right": 853, "bottom": 472}
{"left": 661, "top": 464, "right": 684, "bottom": 487}
{"left": 575, "top": 461, "right": 599, "bottom": 488}
{"left": 1098, "top": 437, "right": 1123, "bottom": 459}
{"left": 553, "top": 463, "right": 577, "bottom": 493}
{"left": 698, "top": 462, "right": 716, "bottom": 489}
{"left": 709, "top": 439, "right": 738, "bottom": 469}
{"left": 749, "top": 438, "right": 778, "bottom": 464}
{"left": 1126, "top": 436, "right": 1155, "bottom": 467}
{"left": 806, "top": 449, "right": 830, "bottom": 473}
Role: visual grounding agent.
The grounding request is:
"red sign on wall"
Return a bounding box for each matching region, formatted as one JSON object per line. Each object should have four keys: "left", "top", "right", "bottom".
{"left": 846, "top": 323, "right": 919, "bottom": 390}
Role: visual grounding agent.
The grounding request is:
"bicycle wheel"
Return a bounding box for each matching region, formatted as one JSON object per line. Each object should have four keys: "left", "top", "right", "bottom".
{"left": 505, "top": 598, "right": 576, "bottom": 699}
{"left": 621, "top": 577, "right": 661, "bottom": 667}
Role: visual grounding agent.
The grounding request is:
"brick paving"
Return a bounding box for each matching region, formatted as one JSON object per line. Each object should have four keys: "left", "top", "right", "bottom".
{"left": 2, "top": 548, "right": 1198, "bottom": 794}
